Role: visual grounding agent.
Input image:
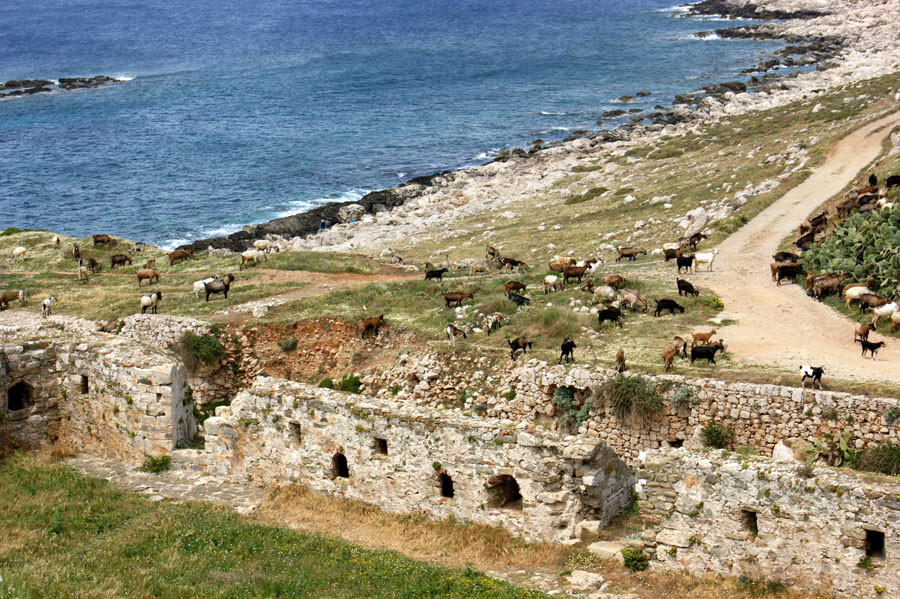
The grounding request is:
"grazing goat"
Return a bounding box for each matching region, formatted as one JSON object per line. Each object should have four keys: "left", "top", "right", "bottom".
{"left": 193, "top": 275, "right": 219, "bottom": 298}
{"left": 694, "top": 249, "right": 719, "bottom": 272}
{"left": 592, "top": 285, "right": 616, "bottom": 304}
{"left": 597, "top": 306, "right": 623, "bottom": 328}
{"left": 253, "top": 239, "right": 279, "bottom": 253}
{"left": 168, "top": 249, "right": 193, "bottom": 266}
{"left": 559, "top": 337, "right": 576, "bottom": 364}
{"left": 661, "top": 345, "right": 680, "bottom": 372}
{"left": 871, "top": 301, "right": 899, "bottom": 328}
{"left": 0, "top": 292, "right": 16, "bottom": 310}
{"left": 869, "top": 173, "right": 878, "bottom": 186}
{"left": 775, "top": 263, "right": 804, "bottom": 286}
{"left": 86, "top": 257, "right": 101, "bottom": 274}
{"left": 143, "top": 259, "right": 156, "bottom": 269}
{"left": 51, "top": 235, "right": 61, "bottom": 249}
{"left": 131, "top": 242, "right": 145, "bottom": 253}
{"left": 885, "top": 174, "right": 900, "bottom": 188}
{"left": 691, "top": 329, "right": 717, "bottom": 347}
{"left": 484, "top": 312, "right": 507, "bottom": 335}
{"left": 110, "top": 254, "right": 132, "bottom": 269}
{"left": 563, "top": 264, "right": 590, "bottom": 285}
{"left": 663, "top": 247, "right": 683, "bottom": 264}
{"left": 7, "top": 246, "right": 26, "bottom": 263}
{"left": 140, "top": 291, "right": 162, "bottom": 314}
{"left": 446, "top": 323, "right": 467, "bottom": 342}
{"left": 580, "top": 279, "right": 595, "bottom": 293}
{"left": 485, "top": 245, "right": 501, "bottom": 264}
{"left": 425, "top": 268, "right": 448, "bottom": 281}
{"left": 41, "top": 296, "right": 57, "bottom": 318}
{"left": 677, "top": 278, "right": 698, "bottom": 297}
{"left": 17, "top": 289, "right": 27, "bottom": 306}
{"left": 843, "top": 284, "right": 873, "bottom": 309}
{"left": 361, "top": 314, "right": 385, "bottom": 339}
{"left": 800, "top": 365, "right": 825, "bottom": 389}
{"left": 672, "top": 336, "right": 688, "bottom": 358}
{"left": 690, "top": 339, "right": 726, "bottom": 366}
{"left": 855, "top": 323, "right": 876, "bottom": 342}
{"left": 506, "top": 291, "right": 531, "bottom": 306}
{"left": 602, "top": 274, "right": 626, "bottom": 289}
{"left": 499, "top": 257, "right": 527, "bottom": 272}
{"left": 92, "top": 234, "right": 116, "bottom": 247}
{"left": 615, "top": 247, "right": 646, "bottom": 262}
{"left": 676, "top": 255, "right": 695, "bottom": 274}
{"left": 240, "top": 249, "right": 267, "bottom": 270}
{"left": 654, "top": 299, "right": 684, "bottom": 317}
{"left": 686, "top": 232, "right": 707, "bottom": 249}
{"left": 467, "top": 259, "right": 493, "bottom": 276}
{"left": 813, "top": 273, "right": 850, "bottom": 300}
{"left": 858, "top": 293, "right": 887, "bottom": 313}
{"left": 615, "top": 348, "right": 626, "bottom": 373}
{"left": 504, "top": 280, "right": 526, "bottom": 293}
{"left": 549, "top": 256, "right": 575, "bottom": 272}
{"left": 544, "top": 275, "right": 563, "bottom": 294}
{"left": 136, "top": 269, "right": 161, "bottom": 287}
{"left": 204, "top": 274, "right": 235, "bottom": 302}
{"left": 772, "top": 251, "right": 799, "bottom": 263}
{"left": 794, "top": 231, "right": 816, "bottom": 251}
{"left": 617, "top": 289, "right": 647, "bottom": 312}
{"left": 508, "top": 337, "right": 533, "bottom": 360}
{"left": 890, "top": 311, "right": 900, "bottom": 333}
{"left": 857, "top": 338, "right": 886, "bottom": 360}
{"left": 444, "top": 291, "right": 473, "bottom": 308}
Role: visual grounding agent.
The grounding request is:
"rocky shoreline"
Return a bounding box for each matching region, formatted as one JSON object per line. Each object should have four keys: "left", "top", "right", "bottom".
{"left": 176, "top": 0, "right": 900, "bottom": 256}
{"left": 0, "top": 75, "right": 122, "bottom": 98}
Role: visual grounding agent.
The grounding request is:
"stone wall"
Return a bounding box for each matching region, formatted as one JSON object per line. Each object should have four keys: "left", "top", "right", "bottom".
{"left": 635, "top": 449, "right": 900, "bottom": 598}
{"left": 0, "top": 341, "right": 60, "bottom": 450}
{"left": 202, "top": 377, "right": 635, "bottom": 543}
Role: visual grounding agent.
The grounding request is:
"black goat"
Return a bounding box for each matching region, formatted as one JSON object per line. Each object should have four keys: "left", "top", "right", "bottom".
{"left": 676, "top": 278, "right": 698, "bottom": 297}
{"left": 507, "top": 291, "right": 531, "bottom": 306}
{"left": 676, "top": 255, "right": 695, "bottom": 273}
{"left": 886, "top": 174, "right": 900, "bottom": 188}
{"left": 654, "top": 298, "right": 685, "bottom": 317}
{"left": 559, "top": 337, "right": 576, "bottom": 364}
{"left": 690, "top": 340, "right": 725, "bottom": 366}
{"left": 597, "top": 306, "right": 623, "bottom": 328}
{"left": 857, "top": 338, "right": 886, "bottom": 359}
{"left": 772, "top": 251, "right": 799, "bottom": 263}
{"left": 425, "top": 268, "right": 448, "bottom": 281}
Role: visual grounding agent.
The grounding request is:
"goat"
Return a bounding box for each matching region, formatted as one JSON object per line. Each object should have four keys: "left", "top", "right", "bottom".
{"left": 51, "top": 235, "right": 60, "bottom": 249}
{"left": 72, "top": 243, "right": 80, "bottom": 260}
{"left": 885, "top": 174, "right": 900, "bottom": 188}
{"left": 559, "top": 337, "right": 576, "bottom": 364}
{"left": 686, "top": 232, "right": 707, "bottom": 249}
{"left": 504, "top": 280, "right": 526, "bottom": 293}
{"left": 139, "top": 291, "right": 162, "bottom": 314}
{"left": 813, "top": 273, "right": 850, "bottom": 300}
{"left": 253, "top": 239, "right": 279, "bottom": 253}
{"left": 130, "top": 242, "right": 145, "bottom": 253}
{"left": 691, "top": 329, "right": 717, "bottom": 347}
{"left": 0, "top": 292, "right": 16, "bottom": 310}
{"left": 890, "top": 311, "right": 900, "bottom": 333}
{"left": 592, "top": 285, "right": 616, "bottom": 304}
{"left": 444, "top": 291, "right": 473, "bottom": 308}
{"left": 17, "top": 289, "right": 27, "bottom": 306}
{"left": 602, "top": 274, "right": 626, "bottom": 289}
{"left": 672, "top": 336, "right": 689, "bottom": 358}
{"left": 843, "top": 284, "right": 874, "bottom": 309}
{"left": 677, "top": 278, "right": 698, "bottom": 297}
{"left": 580, "top": 279, "right": 595, "bottom": 293}
{"left": 85, "top": 256, "right": 101, "bottom": 274}
{"left": 77, "top": 262, "right": 90, "bottom": 284}
{"left": 446, "top": 323, "right": 467, "bottom": 342}
{"left": 110, "top": 254, "right": 132, "bottom": 269}
{"left": 857, "top": 338, "right": 886, "bottom": 360}
{"left": 143, "top": 259, "right": 156, "bottom": 269}
{"left": 484, "top": 312, "right": 507, "bottom": 335}
{"left": 240, "top": 248, "right": 267, "bottom": 270}
{"left": 168, "top": 249, "right": 193, "bottom": 266}
{"left": 425, "top": 268, "right": 448, "bottom": 281}
{"left": 694, "top": 248, "right": 719, "bottom": 272}
{"left": 772, "top": 251, "right": 799, "bottom": 263}
{"left": 676, "top": 255, "right": 695, "bottom": 274}
{"left": 204, "top": 273, "right": 235, "bottom": 302}
{"left": 7, "top": 246, "right": 26, "bottom": 263}
{"left": 41, "top": 296, "right": 57, "bottom": 318}
{"left": 871, "top": 301, "right": 899, "bottom": 328}
{"left": 549, "top": 256, "right": 575, "bottom": 272}
{"left": 775, "top": 263, "right": 805, "bottom": 286}
{"left": 506, "top": 291, "right": 530, "bottom": 307}
{"left": 597, "top": 306, "right": 623, "bottom": 328}
{"left": 615, "top": 348, "right": 626, "bottom": 373}
{"left": 615, "top": 247, "right": 646, "bottom": 262}
{"left": 136, "top": 269, "right": 160, "bottom": 287}
{"left": 618, "top": 289, "right": 647, "bottom": 312}
{"left": 361, "top": 314, "right": 385, "bottom": 339}
{"left": 467, "top": 259, "right": 493, "bottom": 276}
{"left": 508, "top": 337, "right": 533, "bottom": 360}
{"left": 800, "top": 365, "right": 825, "bottom": 389}
{"left": 663, "top": 247, "right": 683, "bottom": 264}
{"left": 193, "top": 274, "right": 219, "bottom": 298}
{"left": 485, "top": 244, "right": 501, "bottom": 264}
{"left": 563, "top": 264, "right": 590, "bottom": 285}
{"left": 858, "top": 293, "right": 887, "bottom": 313}
{"left": 654, "top": 298, "right": 684, "bottom": 317}
{"left": 869, "top": 173, "right": 878, "bottom": 186}
{"left": 499, "top": 257, "right": 527, "bottom": 272}
{"left": 661, "top": 344, "right": 680, "bottom": 372}
{"left": 690, "top": 339, "right": 726, "bottom": 366}
{"left": 794, "top": 231, "right": 816, "bottom": 251}
{"left": 92, "top": 234, "right": 116, "bottom": 247}
{"left": 854, "top": 323, "right": 875, "bottom": 342}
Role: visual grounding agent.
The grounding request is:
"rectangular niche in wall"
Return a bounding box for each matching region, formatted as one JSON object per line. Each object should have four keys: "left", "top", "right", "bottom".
{"left": 289, "top": 421, "right": 302, "bottom": 447}
{"left": 741, "top": 509, "right": 758, "bottom": 540}
{"left": 373, "top": 438, "right": 388, "bottom": 455}
{"left": 80, "top": 375, "right": 89, "bottom": 394}
{"left": 865, "top": 529, "right": 886, "bottom": 560}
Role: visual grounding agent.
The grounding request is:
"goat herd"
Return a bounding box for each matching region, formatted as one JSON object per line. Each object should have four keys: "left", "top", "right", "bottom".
{"left": 413, "top": 235, "right": 729, "bottom": 370}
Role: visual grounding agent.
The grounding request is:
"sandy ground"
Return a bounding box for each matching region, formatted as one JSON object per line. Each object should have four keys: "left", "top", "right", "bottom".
{"left": 704, "top": 110, "right": 900, "bottom": 383}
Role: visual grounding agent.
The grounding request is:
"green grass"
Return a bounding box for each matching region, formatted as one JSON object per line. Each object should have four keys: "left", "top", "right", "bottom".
{"left": 0, "top": 453, "right": 547, "bottom": 599}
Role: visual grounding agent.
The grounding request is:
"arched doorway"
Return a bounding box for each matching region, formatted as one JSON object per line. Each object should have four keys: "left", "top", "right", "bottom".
{"left": 331, "top": 453, "right": 349, "bottom": 478}
{"left": 7, "top": 381, "right": 32, "bottom": 412}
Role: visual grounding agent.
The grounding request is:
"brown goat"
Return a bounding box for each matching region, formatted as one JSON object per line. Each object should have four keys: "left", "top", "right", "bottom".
{"left": 136, "top": 269, "right": 160, "bottom": 287}
{"left": 858, "top": 293, "right": 887, "bottom": 313}
{"left": 663, "top": 247, "right": 683, "bottom": 264}
{"left": 672, "top": 336, "right": 688, "bottom": 358}
{"left": 691, "top": 329, "right": 717, "bottom": 348}
{"left": 143, "top": 259, "right": 156, "bottom": 269}
{"left": 168, "top": 249, "right": 193, "bottom": 266}
{"left": 562, "top": 264, "right": 590, "bottom": 285}
{"left": 813, "top": 273, "right": 849, "bottom": 300}
{"left": 503, "top": 280, "right": 526, "bottom": 293}
{"left": 662, "top": 344, "right": 679, "bottom": 372}
{"left": 602, "top": 274, "right": 626, "bottom": 289}
{"left": 549, "top": 257, "right": 575, "bottom": 272}
{"left": 854, "top": 322, "right": 876, "bottom": 342}
{"left": 443, "top": 291, "right": 473, "bottom": 308}
{"left": 615, "top": 348, "right": 626, "bottom": 373}
{"left": 360, "top": 314, "right": 385, "bottom": 339}
{"left": 615, "top": 247, "right": 647, "bottom": 262}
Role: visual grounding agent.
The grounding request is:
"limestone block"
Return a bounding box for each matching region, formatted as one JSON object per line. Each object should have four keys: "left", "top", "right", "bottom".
{"left": 772, "top": 440, "right": 795, "bottom": 462}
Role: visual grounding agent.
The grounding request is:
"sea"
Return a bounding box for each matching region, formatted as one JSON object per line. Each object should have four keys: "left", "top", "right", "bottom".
{"left": 0, "top": 0, "right": 789, "bottom": 249}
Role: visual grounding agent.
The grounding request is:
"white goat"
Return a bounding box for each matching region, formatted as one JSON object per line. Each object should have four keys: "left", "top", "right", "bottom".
{"left": 592, "top": 285, "right": 617, "bottom": 304}
{"left": 140, "top": 291, "right": 162, "bottom": 314}
{"left": 18, "top": 289, "right": 27, "bottom": 306}
{"left": 543, "top": 275, "right": 563, "bottom": 293}
{"left": 51, "top": 235, "right": 61, "bottom": 249}
{"left": 253, "top": 239, "right": 280, "bottom": 253}
{"left": 240, "top": 249, "right": 267, "bottom": 270}
{"left": 193, "top": 274, "right": 219, "bottom": 298}
{"left": 842, "top": 285, "right": 873, "bottom": 309}
{"left": 871, "top": 301, "right": 899, "bottom": 328}
{"left": 694, "top": 248, "right": 719, "bottom": 272}
{"left": 7, "top": 246, "right": 26, "bottom": 263}
{"left": 41, "top": 296, "right": 57, "bottom": 318}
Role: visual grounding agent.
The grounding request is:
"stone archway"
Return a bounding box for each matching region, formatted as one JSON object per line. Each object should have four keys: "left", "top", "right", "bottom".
{"left": 7, "top": 381, "right": 33, "bottom": 412}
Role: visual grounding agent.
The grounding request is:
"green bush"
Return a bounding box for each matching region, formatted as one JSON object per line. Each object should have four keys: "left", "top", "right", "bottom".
{"left": 671, "top": 386, "right": 695, "bottom": 410}
{"left": 602, "top": 377, "right": 663, "bottom": 423}
{"left": 176, "top": 332, "right": 225, "bottom": 370}
{"left": 857, "top": 443, "right": 900, "bottom": 476}
{"left": 551, "top": 386, "right": 591, "bottom": 431}
{"left": 137, "top": 455, "right": 171, "bottom": 474}
{"left": 702, "top": 421, "right": 734, "bottom": 449}
{"left": 620, "top": 547, "right": 649, "bottom": 571}
{"left": 564, "top": 186, "right": 608, "bottom": 205}
{"left": 702, "top": 295, "right": 725, "bottom": 311}
{"left": 318, "top": 378, "right": 335, "bottom": 389}
{"left": 884, "top": 407, "right": 898, "bottom": 425}
{"left": 339, "top": 374, "right": 362, "bottom": 394}
{"left": 277, "top": 335, "right": 298, "bottom": 352}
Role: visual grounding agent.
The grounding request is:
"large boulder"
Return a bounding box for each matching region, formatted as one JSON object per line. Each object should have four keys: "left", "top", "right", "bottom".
{"left": 336, "top": 203, "right": 366, "bottom": 223}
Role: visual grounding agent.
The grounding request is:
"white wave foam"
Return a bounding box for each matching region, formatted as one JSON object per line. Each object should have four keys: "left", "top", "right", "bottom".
{"left": 549, "top": 126, "right": 571, "bottom": 131}
{"left": 396, "top": 172, "right": 406, "bottom": 178}
{"left": 688, "top": 32, "right": 721, "bottom": 41}
{"left": 540, "top": 111, "right": 565, "bottom": 116}
{"left": 115, "top": 76, "right": 135, "bottom": 82}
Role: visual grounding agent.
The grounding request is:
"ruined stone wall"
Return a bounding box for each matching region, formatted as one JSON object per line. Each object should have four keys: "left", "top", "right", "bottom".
{"left": 0, "top": 341, "right": 60, "bottom": 450}
{"left": 202, "top": 377, "right": 634, "bottom": 543}
{"left": 635, "top": 449, "right": 900, "bottom": 598}
{"left": 365, "top": 355, "right": 900, "bottom": 462}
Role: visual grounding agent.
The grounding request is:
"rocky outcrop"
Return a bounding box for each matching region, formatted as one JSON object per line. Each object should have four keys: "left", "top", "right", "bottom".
{"left": 0, "top": 75, "right": 121, "bottom": 99}
{"left": 688, "top": 0, "right": 827, "bottom": 20}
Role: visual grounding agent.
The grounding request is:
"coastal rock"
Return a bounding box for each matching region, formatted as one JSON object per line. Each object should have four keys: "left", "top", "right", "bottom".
{"left": 336, "top": 204, "right": 366, "bottom": 224}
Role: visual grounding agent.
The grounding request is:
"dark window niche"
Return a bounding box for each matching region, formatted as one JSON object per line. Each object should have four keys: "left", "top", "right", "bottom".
{"left": 374, "top": 438, "right": 388, "bottom": 455}
{"left": 865, "top": 529, "right": 885, "bottom": 560}
{"left": 440, "top": 473, "right": 455, "bottom": 498}
{"left": 742, "top": 509, "right": 758, "bottom": 539}
{"left": 7, "top": 381, "right": 32, "bottom": 411}
{"left": 80, "top": 375, "right": 89, "bottom": 394}
{"left": 331, "top": 453, "right": 349, "bottom": 478}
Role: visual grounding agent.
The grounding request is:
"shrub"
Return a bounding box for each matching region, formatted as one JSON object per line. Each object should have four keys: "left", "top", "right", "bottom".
{"left": 857, "top": 443, "right": 900, "bottom": 476}
{"left": 137, "top": 454, "right": 171, "bottom": 474}
{"left": 318, "top": 378, "right": 335, "bottom": 389}
{"left": 702, "top": 295, "right": 725, "bottom": 311}
{"left": 671, "top": 385, "right": 695, "bottom": 410}
{"left": 602, "top": 376, "right": 663, "bottom": 423}
{"left": 277, "top": 335, "right": 298, "bottom": 352}
{"left": 621, "top": 547, "right": 649, "bottom": 571}
{"left": 564, "top": 186, "right": 608, "bottom": 205}
{"left": 552, "top": 386, "right": 591, "bottom": 431}
{"left": 519, "top": 306, "right": 580, "bottom": 339}
{"left": 884, "top": 407, "right": 898, "bottom": 425}
{"left": 176, "top": 332, "right": 225, "bottom": 370}
{"left": 702, "top": 421, "right": 734, "bottom": 449}
{"left": 339, "top": 374, "right": 362, "bottom": 394}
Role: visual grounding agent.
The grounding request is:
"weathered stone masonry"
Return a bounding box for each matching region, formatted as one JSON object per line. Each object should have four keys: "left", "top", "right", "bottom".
{"left": 202, "top": 377, "right": 635, "bottom": 543}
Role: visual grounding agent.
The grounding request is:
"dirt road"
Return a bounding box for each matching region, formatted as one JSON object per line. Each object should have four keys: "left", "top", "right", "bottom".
{"left": 704, "top": 110, "right": 900, "bottom": 383}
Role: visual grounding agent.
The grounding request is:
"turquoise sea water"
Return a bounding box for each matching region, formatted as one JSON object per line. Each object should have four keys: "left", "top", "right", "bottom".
{"left": 0, "top": 0, "right": 786, "bottom": 248}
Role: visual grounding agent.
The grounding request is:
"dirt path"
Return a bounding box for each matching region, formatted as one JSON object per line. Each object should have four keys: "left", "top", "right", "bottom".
{"left": 703, "top": 110, "right": 900, "bottom": 383}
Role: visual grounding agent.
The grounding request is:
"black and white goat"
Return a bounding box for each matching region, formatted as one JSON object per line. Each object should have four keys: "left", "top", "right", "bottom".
{"left": 799, "top": 365, "right": 825, "bottom": 389}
